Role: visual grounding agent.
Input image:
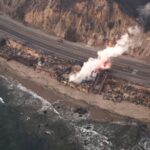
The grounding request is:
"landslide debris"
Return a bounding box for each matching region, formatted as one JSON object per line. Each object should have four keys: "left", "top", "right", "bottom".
{"left": 0, "top": 39, "right": 150, "bottom": 108}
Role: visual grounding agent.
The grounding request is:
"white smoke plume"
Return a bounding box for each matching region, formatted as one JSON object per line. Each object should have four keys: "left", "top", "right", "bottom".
{"left": 69, "top": 26, "right": 143, "bottom": 84}
{"left": 138, "top": 3, "right": 150, "bottom": 18}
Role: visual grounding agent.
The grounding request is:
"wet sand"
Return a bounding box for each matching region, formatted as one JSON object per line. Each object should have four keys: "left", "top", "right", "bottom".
{"left": 0, "top": 56, "right": 150, "bottom": 123}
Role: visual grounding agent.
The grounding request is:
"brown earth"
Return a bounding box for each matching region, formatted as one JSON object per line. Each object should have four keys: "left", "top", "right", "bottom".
{"left": 0, "top": 39, "right": 150, "bottom": 108}
{"left": 0, "top": 39, "right": 150, "bottom": 124}
{"left": 0, "top": 55, "right": 150, "bottom": 123}
{"left": 0, "top": 0, "right": 150, "bottom": 60}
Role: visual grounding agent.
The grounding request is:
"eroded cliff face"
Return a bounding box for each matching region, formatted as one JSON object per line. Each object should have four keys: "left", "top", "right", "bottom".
{"left": 0, "top": 0, "right": 150, "bottom": 59}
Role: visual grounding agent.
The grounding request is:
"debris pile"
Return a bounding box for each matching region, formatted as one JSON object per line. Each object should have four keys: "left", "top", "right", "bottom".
{"left": 0, "top": 38, "right": 149, "bottom": 108}
{"left": 103, "top": 79, "right": 150, "bottom": 107}
{"left": 89, "top": 70, "right": 111, "bottom": 94}
{"left": 0, "top": 38, "right": 6, "bottom": 47}
{"left": 0, "top": 39, "right": 39, "bottom": 67}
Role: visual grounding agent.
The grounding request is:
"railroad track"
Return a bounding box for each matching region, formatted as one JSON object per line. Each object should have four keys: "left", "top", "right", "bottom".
{"left": 0, "top": 15, "right": 150, "bottom": 87}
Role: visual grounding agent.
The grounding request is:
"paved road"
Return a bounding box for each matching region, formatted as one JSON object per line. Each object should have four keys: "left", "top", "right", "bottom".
{"left": 0, "top": 15, "right": 150, "bottom": 87}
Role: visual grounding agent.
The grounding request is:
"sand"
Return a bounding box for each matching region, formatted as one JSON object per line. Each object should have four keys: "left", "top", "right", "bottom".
{"left": 0, "top": 56, "right": 150, "bottom": 123}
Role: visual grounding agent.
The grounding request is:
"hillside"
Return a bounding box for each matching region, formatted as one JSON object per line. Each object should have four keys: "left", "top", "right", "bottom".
{"left": 0, "top": 0, "right": 150, "bottom": 60}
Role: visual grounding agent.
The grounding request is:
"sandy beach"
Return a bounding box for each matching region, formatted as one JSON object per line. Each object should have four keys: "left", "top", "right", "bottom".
{"left": 0, "top": 56, "right": 150, "bottom": 124}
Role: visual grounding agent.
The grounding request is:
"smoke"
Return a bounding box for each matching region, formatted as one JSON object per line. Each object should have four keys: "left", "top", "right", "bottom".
{"left": 98, "top": 26, "right": 143, "bottom": 59}
{"left": 69, "top": 26, "right": 143, "bottom": 84}
{"left": 138, "top": 3, "right": 150, "bottom": 18}
{"left": 137, "top": 3, "right": 150, "bottom": 31}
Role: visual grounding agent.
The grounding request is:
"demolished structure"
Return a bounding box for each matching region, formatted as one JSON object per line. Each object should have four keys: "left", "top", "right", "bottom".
{"left": 0, "top": 38, "right": 149, "bottom": 108}
{"left": 69, "top": 26, "right": 143, "bottom": 84}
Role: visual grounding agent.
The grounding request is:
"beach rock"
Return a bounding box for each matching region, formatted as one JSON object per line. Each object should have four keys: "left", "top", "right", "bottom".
{"left": 74, "top": 107, "right": 88, "bottom": 115}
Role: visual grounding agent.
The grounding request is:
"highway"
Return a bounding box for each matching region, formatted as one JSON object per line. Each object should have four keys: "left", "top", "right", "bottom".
{"left": 0, "top": 14, "right": 150, "bottom": 88}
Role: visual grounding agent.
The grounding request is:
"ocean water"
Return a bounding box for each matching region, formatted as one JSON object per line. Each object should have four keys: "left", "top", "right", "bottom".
{"left": 0, "top": 75, "right": 150, "bottom": 150}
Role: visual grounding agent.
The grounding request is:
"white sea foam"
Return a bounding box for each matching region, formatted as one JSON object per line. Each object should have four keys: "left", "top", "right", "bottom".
{"left": 0, "top": 75, "right": 10, "bottom": 82}
{"left": 0, "top": 75, "right": 60, "bottom": 117}
{"left": 135, "top": 138, "right": 150, "bottom": 150}
{"left": 111, "top": 121, "right": 138, "bottom": 126}
{"left": 0, "top": 97, "right": 5, "bottom": 104}
{"left": 75, "top": 125, "right": 112, "bottom": 150}
{"left": 0, "top": 75, "right": 15, "bottom": 90}
{"left": 17, "top": 83, "right": 60, "bottom": 116}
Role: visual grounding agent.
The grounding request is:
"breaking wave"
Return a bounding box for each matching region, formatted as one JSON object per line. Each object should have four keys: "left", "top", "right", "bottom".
{"left": 17, "top": 83, "right": 60, "bottom": 116}
{"left": 0, "top": 97, "right": 5, "bottom": 104}
{"left": 75, "top": 125, "right": 112, "bottom": 150}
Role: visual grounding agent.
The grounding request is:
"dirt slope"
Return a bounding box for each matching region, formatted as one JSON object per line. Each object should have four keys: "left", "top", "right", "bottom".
{"left": 0, "top": 0, "right": 149, "bottom": 60}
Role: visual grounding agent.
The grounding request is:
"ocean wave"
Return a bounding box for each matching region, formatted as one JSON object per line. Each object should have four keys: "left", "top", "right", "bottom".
{"left": 132, "top": 138, "right": 150, "bottom": 150}
{"left": 17, "top": 83, "right": 60, "bottom": 116}
{"left": 0, "top": 74, "right": 60, "bottom": 116}
{"left": 0, "top": 75, "right": 9, "bottom": 81}
{"left": 111, "top": 121, "right": 138, "bottom": 126}
{"left": 0, "top": 97, "right": 5, "bottom": 104}
{"left": 75, "top": 125, "right": 112, "bottom": 150}
{"left": 0, "top": 75, "right": 16, "bottom": 90}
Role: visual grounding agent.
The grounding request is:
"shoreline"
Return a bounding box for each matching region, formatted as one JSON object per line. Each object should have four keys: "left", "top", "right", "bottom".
{"left": 0, "top": 56, "right": 150, "bottom": 123}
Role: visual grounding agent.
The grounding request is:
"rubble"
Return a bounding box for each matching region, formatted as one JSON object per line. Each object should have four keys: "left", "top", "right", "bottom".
{"left": 89, "top": 70, "right": 111, "bottom": 94}
{"left": 0, "top": 38, "right": 150, "bottom": 108}
{"left": 102, "top": 79, "right": 150, "bottom": 107}
{"left": 0, "top": 38, "right": 6, "bottom": 47}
